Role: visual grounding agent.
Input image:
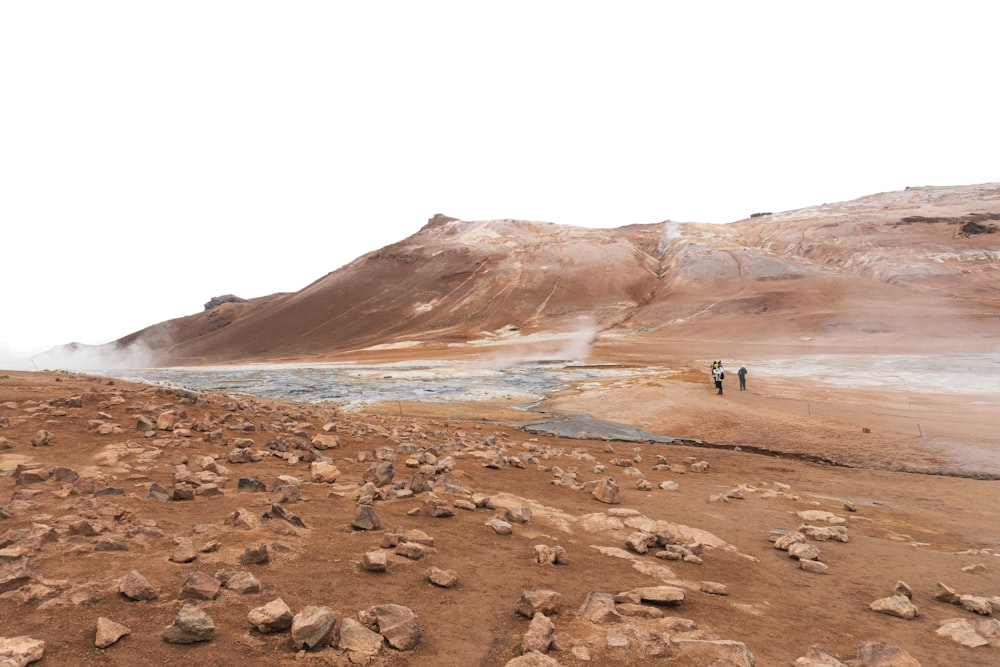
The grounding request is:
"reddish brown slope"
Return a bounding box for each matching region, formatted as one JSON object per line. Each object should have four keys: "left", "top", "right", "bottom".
{"left": 114, "top": 184, "right": 1000, "bottom": 365}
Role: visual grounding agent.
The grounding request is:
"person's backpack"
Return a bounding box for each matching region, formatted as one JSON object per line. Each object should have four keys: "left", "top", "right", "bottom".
{"left": 719, "top": 371, "right": 724, "bottom": 380}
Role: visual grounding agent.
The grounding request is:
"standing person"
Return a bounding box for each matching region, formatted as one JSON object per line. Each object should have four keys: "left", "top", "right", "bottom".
{"left": 713, "top": 362, "right": 724, "bottom": 395}
{"left": 738, "top": 364, "right": 748, "bottom": 391}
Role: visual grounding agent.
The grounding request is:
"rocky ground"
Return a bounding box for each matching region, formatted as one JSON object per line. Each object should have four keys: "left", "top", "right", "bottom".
{"left": 1, "top": 367, "right": 999, "bottom": 667}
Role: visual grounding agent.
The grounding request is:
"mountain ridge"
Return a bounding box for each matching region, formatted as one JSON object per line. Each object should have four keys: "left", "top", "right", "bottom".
{"left": 100, "top": 183, "right": 1000, "bottom": 366}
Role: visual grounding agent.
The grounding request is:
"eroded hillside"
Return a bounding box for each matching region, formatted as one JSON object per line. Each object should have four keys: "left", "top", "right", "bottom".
{"left": 98, "top": 183, "right": 1000, "bottom": 365}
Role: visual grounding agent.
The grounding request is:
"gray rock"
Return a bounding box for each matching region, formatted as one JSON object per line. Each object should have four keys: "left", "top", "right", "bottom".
{"left": 248, "top": 598, "right": 294, "bottom": 633}
{"left": 869, "top": 595, "right": 919, "bottom": 619}
{"left": 162, "top": 603, "right": 214, "bottom": 643}
{"left": 577, "top": 592, "right": 622, "bottom": 624}
{"left": 534, "top": 544, "right": 567, "bottom": 565}
{"left": 169, "top": 539, "right": 198, "bottom": 564}
{"left": 503, "top": 651, "right": 563, "bottom": 666}
{"left": 118, "top": 570, "right": 157, "bottom": 601}
{"left": 361, "top": 604, "right": 421, "bottom": 651}
{"left": 671, "top": 639, "right": 754, "bottom": 666}
{"left": 363, "top": 461, "right": 394, "bottom": 487}
{"left": 240, "top": 542, "right": 269, "bottom": 565}
{"left": 486, "top": 516, "right": 513, "bottom": 535}
{"left": 793, "top": 644, "right": 847, "bottom": 666}
{"left": 179, "top": 571, "right": 221, "bottom": 600}
{"left": 516, "top": 590, "right": 562, "bottom": 618}
{"left": 95, "top": 617, "right": 130, "bottom": 648}
{"left": 935, "top": 618, "right": 990, "bottom": 648}
{"left": 395, "top": 542, "right": 425, "bottom": 560}
{"left": 237, "top": 477, "right": 267, "bottom": 492}
{"left": 225, "top": 571, "right": 261, "bottom": 594}
{"left": 352, "top": 504, "right": 382, "bottom": 531}
{"left": 591, "top": 477, "right": 621, "bottom": 504}
{"left": 337, "top": 617, "right": 384, "bottom": 656}
{"left": 521, "top": 612, "right": 554, "bottom": 654}
{"left": 853, "top": 641, "right": 920, "bottom": 666}
{"left": 0, "top": 558, "right": 41, "bottom": 594}
{"left": 934, "top": 581, "right": 960, "bottom": 604}
{"left": 959, "top": 594, "right": 993, "bottom": 615}
{"left": 291, "top": 605, "right": 337, "bottom": 650}
{"left": 505, "top": 507, "right": 532, "bottom": 523}
{"left": 0, "top": 635, "right": 45, "bottom": 665}
{"left": 427, "top": 566, "right": 459, "bottom": 588}
{"left": 362, "top": 550, "right": 388, "bottom": 572}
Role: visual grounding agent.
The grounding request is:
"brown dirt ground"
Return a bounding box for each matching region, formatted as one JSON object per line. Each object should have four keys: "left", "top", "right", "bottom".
{"left": 1, "top": 357, "right": 998, "bottom": 666}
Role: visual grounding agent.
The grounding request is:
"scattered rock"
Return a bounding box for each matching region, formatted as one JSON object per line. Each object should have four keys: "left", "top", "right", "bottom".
{"left": 362, "top": 550, "right": 388, "bottom": 573}
{"left": 591, "top": 477, "right": 621, "bottom": 504}
{"left": 427, "top": 566, "right": 459, "bottom": 588}
{"left": 869, "top": 595, "right": 919, "bottom": 619}
{"left": 853, "top": 641, "right": 920, "bottom": 666}
{"left": 118, "top": 570, "right": 157, "bottom": 601}
{"left": 224, "top": 571, "right": 261, "bottom": 594}
{"left": 671, "top": 639, "right": 754, "bottom": 666}
{"left": 240, "top": 542, "right": 270, "bottom": 565}
{"left": 936, "top": 618, "right": 990, "bottom": 648}
{"left": 486, "top": 516, "right": 513, "bottom": 535}
{"left": 534, "top": 544, "right": 567, "bottom": 565}
{"left": 352, "top": 504, "right": 383, "bottom": 531}
{"left": 360, "top": 603, "right": 421, "bottom": 650}
{"left": 95, "top": 617, "right": 130, "bottom": 648}
{"left": 577, "top": 592, "right": 622, "bottom": 624}
{"left": 291, "top": 605, "right": 337, "bottom": 650}
{"left": 162, "top": 603, "right": 215, "bottom": 643}
{"left": 248, "top": 598, "right": 294, "bottom": 634}
{"left": 337, "top": 617, "right": 383, "bottom": 657}
{"left": 700, "top": 581, "right": 728, "bottom": 595}
{"left": 0, "top": 635, "right": 45, "bottom": 665}
{"left": 959, "top": 594, "right": 993, "bottom": 615}
{"left": 521, "top": 612, "right": 555, "bottom": 654}
{"left": 793, "top": 644, "right": 847, "bottom": 666}
{"left": 516, "top": 590, "right": 562, "bottom": 618}
{"left": 179, "top": 571, "right": 221, "bottom": 600}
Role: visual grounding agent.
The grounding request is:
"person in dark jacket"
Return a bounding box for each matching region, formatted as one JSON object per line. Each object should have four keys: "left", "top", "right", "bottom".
{"left": 738, "top": 364, "right": 748, "bottom": 391}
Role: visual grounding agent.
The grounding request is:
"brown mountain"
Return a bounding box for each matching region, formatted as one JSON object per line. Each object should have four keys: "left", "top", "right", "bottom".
{"left": 117, "top": 183, "right": 1000, "bottom": 366}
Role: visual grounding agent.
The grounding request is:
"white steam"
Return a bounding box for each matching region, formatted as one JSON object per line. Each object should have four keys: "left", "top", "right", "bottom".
{"left": 484, "top": 317, "right": 598, "bottom": 368}
{"left": 658, "top": 221, "right": 684, "bottom": 255}
{"left": 25, "top": 340, "right": 162, "bottom": 371}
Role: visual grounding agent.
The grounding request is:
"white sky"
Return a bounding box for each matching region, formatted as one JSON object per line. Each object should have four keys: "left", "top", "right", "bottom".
{"left": 2, "top": 1, "right": 997, "bottom": 362}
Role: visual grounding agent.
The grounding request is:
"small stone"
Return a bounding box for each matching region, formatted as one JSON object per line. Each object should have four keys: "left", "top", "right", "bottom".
{"left": 225, "top": 571, "right": 261, "bottom": 594}
{"left": 179, "top": 571, "right": 221, "bottom": 600}
{"left": 95, "top": 617, "right": 130, "bottom": 648}
{"left": 516, "top": 590, "right": 562, "bottom": 618}
{"left": 362, "top": 551, "right": 387, "bottom": 573}
{"left": 427, "top": 566, "right": 459, "bottom": 588}
{"left": 240, "top": 542, "right": 270, "bottom": 565}
{"left": 395, "top": 542, "right": 425, "bottom": 560}
{"left": 118, "top": 570, "right": 157, "bottom": 601}
{"left": 700, "top": 581, "right": 728, "bottom": 595}
{"left": 486, "top": 517, "right": 513, "bottom": 535}
{"left": 869, "top": 595, "right": 919, "bottom": 619}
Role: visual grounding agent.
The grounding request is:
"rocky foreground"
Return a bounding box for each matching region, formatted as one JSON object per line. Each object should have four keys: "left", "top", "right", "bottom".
{"left": 1, "top": 370, "right": 998, "bottom": 666}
